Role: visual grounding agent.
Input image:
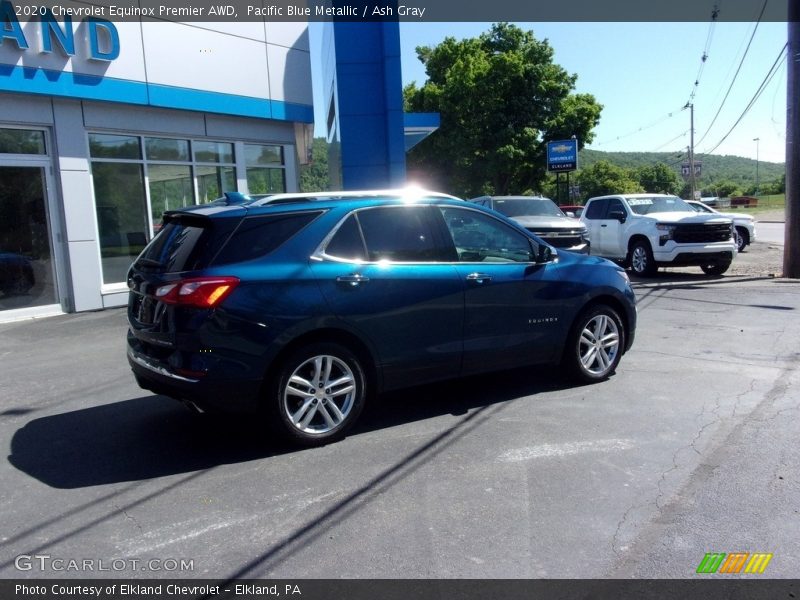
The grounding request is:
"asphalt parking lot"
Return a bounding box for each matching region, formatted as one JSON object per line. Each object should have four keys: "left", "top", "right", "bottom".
{"left": 0, "top": 262, "right": 798, "bottom": 580}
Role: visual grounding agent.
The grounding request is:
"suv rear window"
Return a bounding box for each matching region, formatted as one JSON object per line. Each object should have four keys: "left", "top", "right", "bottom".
{"left": 136, "top": 218, "right": 236, "bottom": 273}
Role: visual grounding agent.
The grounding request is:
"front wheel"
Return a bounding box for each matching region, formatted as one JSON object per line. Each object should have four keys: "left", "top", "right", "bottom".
{"left": 268, "top": 342, "right": 366, "bottom": 447}
{"left": 700, "top": 260, "right": 731, "bottom": 276}
{"left": 563, "top": 305, "right": 625, "bottom": 383}
{"left": 628, "top": 240, "right": 657, "bottom": 277}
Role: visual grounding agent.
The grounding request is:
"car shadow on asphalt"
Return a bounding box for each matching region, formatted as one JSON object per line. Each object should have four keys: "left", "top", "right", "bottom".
{"left": 8, "top": 365, "right": 579, "bottom": 489}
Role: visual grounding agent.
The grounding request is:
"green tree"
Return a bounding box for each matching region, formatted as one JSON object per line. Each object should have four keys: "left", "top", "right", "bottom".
{"left": 299, "top": 137, "right": 330, "bottom": 192}
{"left": 635, "top": 163, "right": 682, "bottom": 195}
{"left": 404, "top": 23, "right": 602, "bottom": 197}
{"left": 576, "top": 160, "right": 643, "bottom": 199}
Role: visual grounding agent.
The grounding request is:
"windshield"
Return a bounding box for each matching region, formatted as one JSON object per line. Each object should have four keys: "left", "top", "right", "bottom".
{"left": 689, "top": 202, "right": 714, "bottom": 213}
{"left": 625, "top": 196, "right": 693, "bottom": 215}
{"left": 492, "top": 198, "right": 565, "bottom": 218}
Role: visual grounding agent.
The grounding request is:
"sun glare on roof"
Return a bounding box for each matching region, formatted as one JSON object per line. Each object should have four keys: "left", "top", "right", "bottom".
{"left": 400, "top": 185, "right": 426, "bottom": 203}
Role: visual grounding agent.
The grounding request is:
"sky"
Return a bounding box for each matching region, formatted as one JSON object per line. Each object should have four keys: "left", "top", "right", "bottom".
{"left": 309, "top": 20, "right": 788, "bottom": 166}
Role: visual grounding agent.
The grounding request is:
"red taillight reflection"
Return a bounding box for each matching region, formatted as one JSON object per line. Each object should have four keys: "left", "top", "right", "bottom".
{"left": 155, "top": 277, "right": 239, "bottom": 308}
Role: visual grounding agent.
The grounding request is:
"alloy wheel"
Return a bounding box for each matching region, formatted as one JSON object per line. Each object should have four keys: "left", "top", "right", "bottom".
{"left": 282, "top": 354, "right": 357, "bottom": 435}
{"left": 578, "top": 314, "right": 621, "bottom": 377}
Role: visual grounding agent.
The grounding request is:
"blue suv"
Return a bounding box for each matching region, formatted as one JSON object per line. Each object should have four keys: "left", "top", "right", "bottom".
{"left": 127, "top": 190, "right": 636, "bottom": 446}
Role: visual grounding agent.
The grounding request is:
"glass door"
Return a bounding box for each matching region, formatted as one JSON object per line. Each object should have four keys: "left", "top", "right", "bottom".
{"left": 0, "top": 166, "right": 59, "bottom": 312}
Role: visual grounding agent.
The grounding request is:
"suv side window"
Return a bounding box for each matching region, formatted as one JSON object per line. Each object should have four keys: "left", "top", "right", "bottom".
{"left": 357, "top": 206, "right": 439, "bottom": 262}
{"left": 325, "top": 214, "right": 367, "bottom": 261}
{"left": 584, "top": 198, "right": 608, "bottom": 220}
{"left": 439, "top": 207, "right": 533, "bottom": 263}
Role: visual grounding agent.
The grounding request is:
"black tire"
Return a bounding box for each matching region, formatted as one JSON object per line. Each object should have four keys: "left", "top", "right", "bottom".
{"left": 267, "top": 342, "right": 366, "bottom": 447}
{"left": 562, "top": 304, "right": 625, "bottom": 383}
{"left": 700, "top": 260, "right": 731, "bottom": 276}
{"left": 735, "top": 227, "right": 749, "bottom": 252}
{"left": 628, "top": 239, "right": 657, "bottom": 277}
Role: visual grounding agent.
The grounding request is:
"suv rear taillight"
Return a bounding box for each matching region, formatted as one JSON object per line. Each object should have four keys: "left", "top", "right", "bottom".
{"left": 155, "top": 277, "right": 240, "bottom": 308}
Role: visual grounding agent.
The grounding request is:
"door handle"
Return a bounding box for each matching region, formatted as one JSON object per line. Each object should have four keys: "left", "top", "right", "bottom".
{"left": 336, "top": 274, "right": 370, "bottom": 286}
{"left": 466, "top": 272, "right": 492, "bottom": 284}
{"left": 601, "top": 224, "right": 608, "bottom": 227}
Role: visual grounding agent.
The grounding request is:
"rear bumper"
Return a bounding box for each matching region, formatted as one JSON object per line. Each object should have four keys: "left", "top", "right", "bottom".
{"left": 127, "top": 344, "right": 262, "bottom": 413}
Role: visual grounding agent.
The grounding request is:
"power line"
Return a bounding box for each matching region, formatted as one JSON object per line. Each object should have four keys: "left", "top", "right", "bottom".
{"left": 686, "top": 2, "right": 720, "bottom": 104}
{"left": 694, "top": 0, "right": 769, "bottom": 148}
{"left": 651, "top": 129, "right": 690, "bottom": 152}
{"left": 592, "top": 107, "right": 684, "bottom": 147}
{"left": 699, "top": 42, "right": 787, "bottom": 157}
{"left": 666, "top": 150, "right": 689, "bottom": 168}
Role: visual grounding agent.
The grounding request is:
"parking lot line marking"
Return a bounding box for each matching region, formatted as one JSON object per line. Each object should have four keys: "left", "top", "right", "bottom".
{"left": 499, "top": 438, "right": 635, "bottom": 462}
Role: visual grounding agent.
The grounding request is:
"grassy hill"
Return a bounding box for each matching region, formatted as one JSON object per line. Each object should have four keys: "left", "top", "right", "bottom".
{"left": 578, "top": 149, "right": 784, "bottom": 192}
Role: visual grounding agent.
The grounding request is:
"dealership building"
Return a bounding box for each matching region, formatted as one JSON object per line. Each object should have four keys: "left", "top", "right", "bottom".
{"left": 0, "top": 10, "right": 315, "bottom": 320}
{"left": 0, "top": 7, "right": 437, "bottom": 322}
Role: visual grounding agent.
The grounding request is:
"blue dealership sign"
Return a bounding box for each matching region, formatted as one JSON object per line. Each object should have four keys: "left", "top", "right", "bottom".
{"left": 547, "top": 139, "right": 578, "bottom": 172}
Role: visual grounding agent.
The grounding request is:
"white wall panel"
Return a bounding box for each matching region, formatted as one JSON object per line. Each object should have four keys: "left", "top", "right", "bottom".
{"left": 59, "top": 170, "right": 96, "bottom": 242}
{"left": 267, "top": 45, "right": 312, "bottom": 105}
{"left": 67, "top": 240, "right": 103, "bottom": 311}
{"left": 141, "top": 23, "right": 270, "bottom": 98}
{"left": 265, "top": 22, "right": 310, "bottom": 51}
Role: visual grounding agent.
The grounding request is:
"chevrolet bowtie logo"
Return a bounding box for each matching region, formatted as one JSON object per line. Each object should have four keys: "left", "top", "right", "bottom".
{"left": 552, "top": 144, "right": 572, "bottom": 153}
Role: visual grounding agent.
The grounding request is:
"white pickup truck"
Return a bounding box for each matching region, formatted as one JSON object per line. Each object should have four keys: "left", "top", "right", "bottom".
{"left": 580, "top": 193, "right": 736, "bottom": 277}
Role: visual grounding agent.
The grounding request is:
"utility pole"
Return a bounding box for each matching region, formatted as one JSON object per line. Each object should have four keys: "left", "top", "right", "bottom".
{"left": 688, "top": 103, "right": 696, "bottom": 201}
{"left": 787, "top": 7, "right": 800, "bottom": 278}
{"left": 753, "top": 137, "right": 760, "bottom": 196}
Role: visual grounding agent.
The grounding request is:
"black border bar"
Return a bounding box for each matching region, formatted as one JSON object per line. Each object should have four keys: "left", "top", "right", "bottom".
{"left": 3, "top": 0, "right": 792, "bottom": 22}
{"left": 3, "top": 579, "right": 800, "bottom": 600}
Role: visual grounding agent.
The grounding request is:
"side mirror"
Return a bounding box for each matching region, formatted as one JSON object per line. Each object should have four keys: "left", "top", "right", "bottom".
{"left": 535, "top": 244, "right": 554, "bottom": 264}
{"left": 608, "top": 209, "right": 627, "bottom": 223}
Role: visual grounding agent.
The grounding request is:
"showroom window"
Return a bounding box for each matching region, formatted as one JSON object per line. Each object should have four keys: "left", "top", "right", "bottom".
{"left": 89, "top": 134, "right": 148, "bottom": 285}
{"left": 0, "top": 128, "right": 47, "bottom": 155}
{"left": 90, "top": 133, "right": 285, "bottom": 286}
{"left": 245, "top": 144, "right": 285, "bottom": 194}
{"left": 194, "top": 141, "right": 236, "bottom": 204}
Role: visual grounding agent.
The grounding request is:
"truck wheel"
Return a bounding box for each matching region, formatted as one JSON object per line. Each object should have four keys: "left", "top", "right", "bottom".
{"left": 735, "top": 227, "right": 749, "bottom": 252}
{"left": 628, "top": 240, "right": 657, "bottom": 277}
{"left": 700, "top": 260, "right": 731, "bottom": 276}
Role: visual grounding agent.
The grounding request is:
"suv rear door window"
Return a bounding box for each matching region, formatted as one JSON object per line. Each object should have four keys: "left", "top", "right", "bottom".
{"left": 357, "top": 207, "right": 439, "bottom": 262}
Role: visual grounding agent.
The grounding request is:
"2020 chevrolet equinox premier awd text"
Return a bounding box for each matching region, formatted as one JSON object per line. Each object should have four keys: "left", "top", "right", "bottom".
{"left": 127, "top": 190, "right": 637, "bottom": 447}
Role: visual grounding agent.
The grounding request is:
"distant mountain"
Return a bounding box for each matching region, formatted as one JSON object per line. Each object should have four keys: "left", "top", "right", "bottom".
{"left": 578, "top": 149, "right": 784, "bottom": 189}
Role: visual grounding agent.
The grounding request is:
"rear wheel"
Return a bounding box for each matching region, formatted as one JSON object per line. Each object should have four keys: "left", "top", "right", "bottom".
{"left": 735, "top": 227, "right": 749, "bottom": 252}
{"left": 700, "top": 260, "right": 731, "bottom": 276}
{"left": 563, "top": 304, "right": 625, "bottom": 382}
{"left": 268, "top": 342, "right": 366, "bottom": 447}
{"left": 628, "top": 240, "right": 657, "bottom": 277}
